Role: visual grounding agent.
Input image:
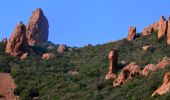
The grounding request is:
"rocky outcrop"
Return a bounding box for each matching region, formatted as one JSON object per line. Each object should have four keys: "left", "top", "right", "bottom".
{"left": 113, "top": 62, "right": 141, "bottom": 87}
{"left": 142, "top": 45, "right": 152, "bottom": 51}
{"left": 6, "top": 22, "right": 29, "bottom": 57}
{"left": 167, "top": 17, "right": 170, "bottom": 44}
{"left": 58, "top": 45, "right": 68, "bottom": 53}
{"left": 142, "top": 57, "right": 170, "bottom": 76}
{"left": 127, "top": 26, "right": 136, "bottom": 41}
{"left": 105, "top": 48, "right": 118, "bottom": 80}
{"left": 42, "top": 53, "right": 55, "bottom": 59}
{"left": 158, "top": 16, "right": 167, "bottom": 38}
{"left": 20, "top": 52, "right": 29, "bottom": 60}
{"left": 152, "top": 72, "right": 170, "bottom": 97}
{"left": 142, "top": 64, "right": 155, "bottom": 76}
{"left": 26, "top": 8, "right": 49, "bottom": 46}
{"left": 142, "top": 22, "right": 159, "bottom": 36}
{"left": 2, "top": 38, "right": 7, "bottom": 43}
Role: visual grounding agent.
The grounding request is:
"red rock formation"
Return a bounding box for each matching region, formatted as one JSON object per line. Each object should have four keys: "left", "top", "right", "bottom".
{"left": 127, "top": 26, "right": 136, "bottom": 41}
{"left": 113, "top": 62, "right": 141, "bottom": 87}
{"left": 20, "top": 52, "right": 29, "bottom": 60}
{"left": 158, "top": 16, "right": 167, "bottom": 38}
{"left": 6, "top": 22, "right": 29, "bottom": 57}
{"left": 58, "top": 45, "right": 68, "bottom": 53}
{"left": 105, "top": 48, "right": 118, "bottom": 80}
{"left": 142, "top": 45, "right": 152, "bottom": 51}
{"left": 142, "top": 64, "right": 155, "bottom": 76}
{"left": 26, "top": 8, "right": 49, "bottom": 46}
{"left": 142, "top": 57, "right": 170, "bottom": 76}
{"left": 152, "top": 72, "right": 170, "bottom": 97}
{"left": 142, "top": 22, "right": 159, "bottom": 36}
{"left": 167, "top": 17, "right": 170, "bottom": 44}
{"left": 2, "top": 38, "right": 8, "bottom": 43}
{"left": 42, "top": 53, "right": 55, "bottom": 59}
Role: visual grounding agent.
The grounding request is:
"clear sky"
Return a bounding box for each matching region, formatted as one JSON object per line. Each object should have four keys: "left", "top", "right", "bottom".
{"left": 0, "top": 0, "right": 170, "bottom": 47}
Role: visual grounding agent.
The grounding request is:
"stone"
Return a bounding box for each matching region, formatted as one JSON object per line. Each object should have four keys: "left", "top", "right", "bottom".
{"left": 152, "top": 72, "right": 170, "bottom": 97}
{"left": 167, "top": 17, "right": 170, "bottom": 44}
{"left": 158, "top": 16, "right": 167, "bottom": 38}
{"left": 26, "top": 8, "right": 49, "bottom": 46}
{"left": 142, "top": 45, "right": 152, "bottom": 51}
{"left": 113, "top": 62, "right": 141, "bottom": 87}
{"left": 142, "top": 22, "right": 159, "bottom": 36}
{"left": 127, "top": 26, "right": 136, "bottom": 41}
{"left": 142, "top": 64, "right": 155, "bottom": 76}
{"left": 20, "top": 52, "right": 29, "bottom": 60}
{"left": 105, "top": 48, "right": 118, "bottom": 80}
{"left": 58, "top": 45, "right": 68, "bottom": 53}
{"left": 6, "top": 22, "right": 29, "bottom": 57}
{"left": 2, "top": 38, "right": 7, "bottom": 43}
{"left": 42, "top": 53, "right": 55, "bottom": 59}
{"left": 68, "top": 70, "right": 79, "bottom": 75}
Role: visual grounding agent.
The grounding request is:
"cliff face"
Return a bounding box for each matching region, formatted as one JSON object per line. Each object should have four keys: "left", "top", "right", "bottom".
{"left": 5, "top": 22, "right": 28, "bottom": 57}
{"left": 26, "top": 8, "right": 49, "bottom": 46}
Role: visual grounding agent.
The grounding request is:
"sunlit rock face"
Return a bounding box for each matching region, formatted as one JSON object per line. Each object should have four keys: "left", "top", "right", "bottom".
{"left": 26, "top": 8, "right": 49, "bottom": 46}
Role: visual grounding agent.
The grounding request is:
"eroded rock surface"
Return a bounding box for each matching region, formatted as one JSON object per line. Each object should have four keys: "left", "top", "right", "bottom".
{"left": 105, "top": 48, "right": 118, "bottom": 80}
{"left": 6, "top": 22, "right": 29, "bottom": 57}
{"left": 26, "top": 8, "right": 49, "bottom": 46}
{"left": 42, "top": 53, "right": 55, "bottom": 59}
{"left": 158, "top": 16, "right": 167, "bottom": 38}
{"left": 127, "top": 26, "right": 136, "bottom": 41}
{"left": 113, "top": 62, "right": 141, "bottom": 87}
{"left": 152, "top": 72, "right": 170, "bottom": 97}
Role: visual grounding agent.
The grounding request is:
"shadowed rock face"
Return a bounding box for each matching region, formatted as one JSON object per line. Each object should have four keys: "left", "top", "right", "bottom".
{"left": 105, "top": 48, "right": 118, "bottom": 80}
{"left": 127, "top": 26, "right": 136, "bottom": 41}
{"left": 26, "top": 8, "right": 49, "bottom": 46}
{"left": 152, "top": 72, "right": 170, "bottom": 97}
{"left": 113, "top": 62, "right": 141, "bottom": 87}
{"left": 158, "top": 16, "right": 167, "bottom": 38}
{"left": 2, "top": 38, "right": 8, "bottom": 43}
{"left": 167, "top": 17, "right": 170, "bottom": 44}
{"left": 6, "top": 22, "right": 28, "bottom": 57}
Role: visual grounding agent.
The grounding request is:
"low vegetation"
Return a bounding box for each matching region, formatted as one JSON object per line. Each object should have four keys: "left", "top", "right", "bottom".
{"left": 0, "top": 32, "right": 170, "bottom": 100}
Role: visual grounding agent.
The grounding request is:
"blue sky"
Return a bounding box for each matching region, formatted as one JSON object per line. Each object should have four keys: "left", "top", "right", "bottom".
{"left": 0, "top": 0, "right": 170, "bottom": 47}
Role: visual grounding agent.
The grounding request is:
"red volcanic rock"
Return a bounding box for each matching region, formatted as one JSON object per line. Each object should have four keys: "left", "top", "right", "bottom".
{"left": 105, "top": 48, "right": 118, "bottom": 80}
{"left": 42, "top": 53, "right": 55, "bottom": 59}
{"left": 20, "top": 52, "right": 29, "bottom": 60}
{"left": 142, "top": 45, "right": 152, "bottom": 51}
{"left": 2, "top": 38, "right": 8, "bottom": 43}
{"left": 142, "top": 64, "right": 155, "bottom": 76}
{"left": 113, "top": 62, "right": 141, "bottom": 87}
{"left": 142, "top": 22, "right": 159, "bottom": 36}
{"left": 127, "top": 26, "right": 136, "bottom": 41}
{"left": 158, "top": 16, "right": 167, "bottom": 38}
{"left": 26, "top": 8, "right": 49, "bottom": 46}
{"left": 152, "top": 72, "right": 170, "bottom": 97}
{"left": 167, "top": 17, "right": 170, "bottom": 44}
{"left": 58, "top": 45, "right": 68, "bottom": 53}
{"left": 6, "top": 22, "right": 29, "bottom": 57}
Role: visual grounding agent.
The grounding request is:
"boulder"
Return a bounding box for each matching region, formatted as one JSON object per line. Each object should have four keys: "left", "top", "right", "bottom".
{"left": 20, "top": 52, "right": 29, "bottom": 60}
{"left": 2, "top": 38, "right": 7, "bottom": 43}
{"left": 142, "top": 45, "right": 152, "bottom": 51}
{"left": 142, "top": 64, "right": 155, "bottom": 76}
{"left": 142, "top": 22, "right": 159, "bottom": 36}
{"left": 68, "top": 70, "right": 79, "bottom": 75}
{"left": 158, "top": 16, "right": 167, "bottom": 38}
{"left": 26, "top": 8, "right": 49, "bottom": 46}
{"left": 6, "top": 22, "right": 29, "bottom": 57}
{"left": 58, "top": 45, "right": 68, "bottom": 53}
{"left": 105, "top": 48, "right": 118, "bottom": 80}
{"left": 167, "top": 17, "right": 170, "bottom": 44}
{"left": 42, "top": 53, "right": 55, "bottom": 59}
{"left": 113, "top": 62, "right": 141, "bottom": 87}
{"left": 127, "top": 26, "right": 136, "bottom": 41}
{"left": 152, "top": 72, "right": 170, "bottom": 97}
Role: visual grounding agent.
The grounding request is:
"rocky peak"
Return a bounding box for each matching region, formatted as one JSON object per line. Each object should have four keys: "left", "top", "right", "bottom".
{"left": 26, "top": 8, "right": 49, "bottom": 46}
{"left": 158, "top": 16, "right": 167, "bottom": 38}
{"left": 6, "top": 22, "right": 29, "bottom": 57}
{"left": 127, "top": 26, "right": 136, "bottom": 41}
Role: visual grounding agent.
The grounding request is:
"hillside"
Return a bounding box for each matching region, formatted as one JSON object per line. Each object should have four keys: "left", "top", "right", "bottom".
{"left": 1, "top": 31, "right": 170, "bottom": 100}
